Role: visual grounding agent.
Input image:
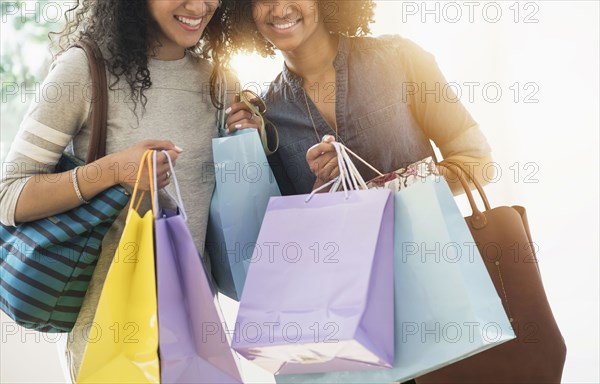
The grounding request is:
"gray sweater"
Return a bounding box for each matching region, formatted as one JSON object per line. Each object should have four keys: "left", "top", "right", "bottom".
{"left": 0, "top": 47, "right": 228, "bottom": 379}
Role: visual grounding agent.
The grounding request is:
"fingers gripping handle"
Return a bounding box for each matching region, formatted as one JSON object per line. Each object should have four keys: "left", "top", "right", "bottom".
{"left": 152, "top": 150, "right": 187, "bottom": 221}
{"left": 306, "top": 142, "right": 372, "bottom": 202}
{"left": 126, "top": 149, "right": 155, "bottom": 222}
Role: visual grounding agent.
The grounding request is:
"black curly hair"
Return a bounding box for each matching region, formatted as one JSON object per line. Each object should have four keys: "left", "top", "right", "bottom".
{"left": 52, "top": 0, "right": 236, "bottom": 110}
{"left": 227, "top": 0, "right": 376, "bottom": 56}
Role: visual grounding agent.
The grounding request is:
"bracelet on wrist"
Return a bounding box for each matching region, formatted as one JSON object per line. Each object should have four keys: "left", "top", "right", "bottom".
{"left": 72, "top": 166, "right": 89, "bottom": 204}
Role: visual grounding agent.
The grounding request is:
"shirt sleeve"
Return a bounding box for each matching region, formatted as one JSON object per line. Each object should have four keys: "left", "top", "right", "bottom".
{"left": 0, "top": 47, "right": 92, "bottom": 226}
{"left": 386, "top": 36, "right": 492, "bottom": 159}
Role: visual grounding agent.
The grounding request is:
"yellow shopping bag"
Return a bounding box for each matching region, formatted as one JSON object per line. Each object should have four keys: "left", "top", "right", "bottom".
{"left": 78, "top": 150, "right": 159, "bottom": 383}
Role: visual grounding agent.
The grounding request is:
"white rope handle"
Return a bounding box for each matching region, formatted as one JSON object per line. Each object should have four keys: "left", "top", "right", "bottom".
{"left": 307, "top": 141, "right": 378, "bottom": 202}
{"left": 332, "top": 142, "right": 370, "bottom": 191}
{"left": 333, "top": 142, "right": 351, "bottom": 196}
{"left": 305, "top": 176, "right": 340, "bottom": 203}
{"left": 343, "top": 146, "right": 384, "bottom": 177}
{"left": 340, "top": 145, "right": 368, "bottom": 190}
{"left": 306, "top": 143, "right": 348, "bottom": 202}
{"left": 152, "top": 150, "right": 159, "bottom": 215}
{"left": 334, "top": 143, "right": 355, "bottom": 191}
{"left": 153, "top": 150, "right": 188, "bottom": 221}
{"left": 339, "top": 145, "right": 361, "bottom": 190}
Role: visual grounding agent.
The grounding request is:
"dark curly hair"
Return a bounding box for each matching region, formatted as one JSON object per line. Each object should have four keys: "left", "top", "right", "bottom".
{"left": 52, "top": 0, "right": 236, "bottom": 110}
{"left": 227, "top": 0, "right": 376, "bottom": 56}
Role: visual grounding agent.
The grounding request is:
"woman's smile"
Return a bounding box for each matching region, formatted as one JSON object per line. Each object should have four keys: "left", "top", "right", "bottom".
{"left": 174, "top": 15, "right": 205, "bottom": 31}
{"left": 268, "top": 17, "right": 302, "bottom": 33}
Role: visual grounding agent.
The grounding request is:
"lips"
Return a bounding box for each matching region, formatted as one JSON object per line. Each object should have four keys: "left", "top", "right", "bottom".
{"left": 174, "top": 15, "right": 204, "bottom": 30}
{"left": 273, "top": 20, "right": 298, "bottom": 29}
{"left": 269, "top": 18, "right": 302, "bottom": 32}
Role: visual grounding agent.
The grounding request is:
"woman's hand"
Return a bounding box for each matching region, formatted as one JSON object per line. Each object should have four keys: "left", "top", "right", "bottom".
{"left": 109, "top": 140, "right": 182, "bottom": 191}
{"left": 225, "top": 101, "right": 263, "bottom": 134}
{"left": 13, "top": 139, "right": 182, "bottom": 223}
{"left": 306, "top": 135, "right": 339, "bottom": 188}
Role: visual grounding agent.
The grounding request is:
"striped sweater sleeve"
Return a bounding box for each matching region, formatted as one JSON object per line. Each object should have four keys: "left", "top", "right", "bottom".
{"left": 0, "top": 48, "right": 92, "bottom": 226}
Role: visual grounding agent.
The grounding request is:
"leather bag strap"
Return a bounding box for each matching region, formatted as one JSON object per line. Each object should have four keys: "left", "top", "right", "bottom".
{"left": 442, "top": 159, "right": 491, "bottom": 210}
{"left": 438, "top": 160, "right": 488, "bottom": 229}
{"left": 72, "top": 39, "right": 108, "bottom": 163}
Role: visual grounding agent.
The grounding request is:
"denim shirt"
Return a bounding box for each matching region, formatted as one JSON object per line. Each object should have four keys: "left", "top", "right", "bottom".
{"left": 264, "top": 35, "right": 491, "bottom": 195}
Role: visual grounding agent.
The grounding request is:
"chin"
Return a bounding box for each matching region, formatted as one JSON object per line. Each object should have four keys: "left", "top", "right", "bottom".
{"left": 265, "top": 37, "right": 302, "bottom": 53}
{"left": 272, "top": 43, "right": 298, "bottom": 53}
{"left": 179, "top": 36, "right": 204, "bottom": 49}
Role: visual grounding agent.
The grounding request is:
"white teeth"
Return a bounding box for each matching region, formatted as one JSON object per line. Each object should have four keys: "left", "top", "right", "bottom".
{"left": 273, "top": 20, "right": 298, "bottom": 29}
{"left": 176, "top": 16, "right": 203, "bottom": 27}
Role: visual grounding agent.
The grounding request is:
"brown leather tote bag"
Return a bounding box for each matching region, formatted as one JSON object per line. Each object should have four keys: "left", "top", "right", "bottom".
{"left": 416, "top": 160, "right": 566, "bottom": 384}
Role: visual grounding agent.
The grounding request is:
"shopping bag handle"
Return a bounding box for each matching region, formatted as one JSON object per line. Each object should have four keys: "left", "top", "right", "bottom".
{"left": 216, "top": 71, "right": 227, "bottom": 136}
{"left": 152, "top": 150, "right": 188, "bottom": 221}
{"left": 306, "top": 142, "right": 370, "bottom": 202}
{"left": 306, "top": 143, "right": 351, "bottom": 201}
{"left": 338, "top": 143, "right": 369, "bottom": 190}
{"left": 341, "top": 145, "right": 384, "bottom": 177}
{"left": 126, "top": 149, "right": 155, "bottom": 222}
{"left": 438, "top": 161, "right": 488, "bottom": 229}
{"left": 440, "top": 159, "right": 491, "bottom": 211}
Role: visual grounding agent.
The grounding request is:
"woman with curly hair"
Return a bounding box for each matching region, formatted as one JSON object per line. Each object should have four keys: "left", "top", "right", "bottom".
{"left": 226, "top": 0, "right": 493, "bottom": 195}
{"left": 0, "top": 0, "right": 236, "bottom": 381}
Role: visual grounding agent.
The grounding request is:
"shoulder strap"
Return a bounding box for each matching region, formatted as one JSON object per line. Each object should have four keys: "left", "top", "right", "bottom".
{"left": 72, "top": 39, "right": 108, "bottom": 163}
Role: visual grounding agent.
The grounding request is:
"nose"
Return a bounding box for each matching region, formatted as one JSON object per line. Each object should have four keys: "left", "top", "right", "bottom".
{"left": 267, "top": 1, "right": 303, "bottom": 22}
{"left": 183, "top": 0, "right": 219, "bottom": 15}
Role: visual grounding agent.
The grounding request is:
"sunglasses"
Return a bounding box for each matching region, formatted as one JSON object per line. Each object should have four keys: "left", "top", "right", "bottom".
{"left": 236, "top": 90, "right": 279, "bottom": 155}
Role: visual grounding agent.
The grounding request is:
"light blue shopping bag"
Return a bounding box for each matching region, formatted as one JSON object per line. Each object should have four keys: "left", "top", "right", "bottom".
{"left": 277, "top": 175, "right": 515, "bottom": 383}
{"left": 206, "top": 129, "right": 281, "bottom": 301}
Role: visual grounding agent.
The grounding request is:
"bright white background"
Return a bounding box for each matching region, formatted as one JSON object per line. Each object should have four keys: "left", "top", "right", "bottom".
{"left": 1, "top": 1, "right": 599, "bottom": 383}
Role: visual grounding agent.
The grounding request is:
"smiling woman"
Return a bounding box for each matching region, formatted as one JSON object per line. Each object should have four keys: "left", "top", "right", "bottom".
{"left": 223, "top": 1, "right": 498, "bottom": 383}
{"left": 251, "top": 0, "right": 322, "bottom": 52}
{"left": 230, "top": 0, "right": 374, "bottom": 56}
{"left": 222, "top": 2, "right": 600, "bottom": 383}
{"left": 52, "top": 0, "right": 232, "bottom": 108}
{"left": 0, "top": 0, "right": 240, "bottom": 382}
{"left": 147, "top": 0, "right": 220, "bottom": 60}
{"left": 227, "top": 0, "right": 492, "bottom": 196}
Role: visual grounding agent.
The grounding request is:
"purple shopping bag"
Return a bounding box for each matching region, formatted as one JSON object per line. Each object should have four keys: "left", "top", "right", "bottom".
{"left": 232, "top": 183, "right": 395, "bottom": 375}
{"left": 154, "top": 152, "right": 243, "bottom": 384}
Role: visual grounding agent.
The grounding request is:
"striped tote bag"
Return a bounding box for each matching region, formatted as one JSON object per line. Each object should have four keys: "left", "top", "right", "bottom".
{"left": 0, "top": 39, "right": 129, "bottom": 332}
